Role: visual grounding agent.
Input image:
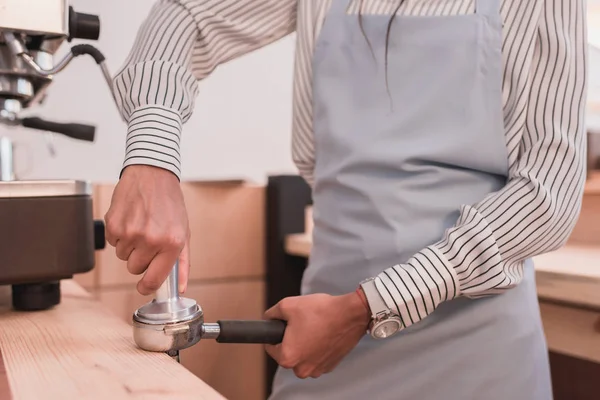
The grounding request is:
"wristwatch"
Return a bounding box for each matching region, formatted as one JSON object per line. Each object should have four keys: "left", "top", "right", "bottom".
{"left": 359, "top": 277, "right": 403, "bottom": 339}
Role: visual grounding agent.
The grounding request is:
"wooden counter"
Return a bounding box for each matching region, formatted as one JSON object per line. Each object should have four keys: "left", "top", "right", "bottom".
{"left": 0, "top": 280, "right": 225, "bottom": 400}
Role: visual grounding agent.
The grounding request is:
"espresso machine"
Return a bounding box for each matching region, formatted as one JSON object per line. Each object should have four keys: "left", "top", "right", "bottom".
{"left": 0, "top": 0, "right": 111, "bottom": 311}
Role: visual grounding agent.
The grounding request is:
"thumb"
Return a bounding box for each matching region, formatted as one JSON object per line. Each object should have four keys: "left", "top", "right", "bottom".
{"left": 178, "top": 238, "right": 191, "bottom": 294}
{"left": 264, "top": 301, "right": 286, "bottom": 321}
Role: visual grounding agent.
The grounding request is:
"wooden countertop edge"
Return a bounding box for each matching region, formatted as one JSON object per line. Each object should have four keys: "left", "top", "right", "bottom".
{"left": 584, "top": 172, "right": 600, "bottom": 195}
{"left": 285, "top": 234, "right": 600, "bottom": 310}
{"left": 0, "top": 280, "right": 226, "bottom": 400}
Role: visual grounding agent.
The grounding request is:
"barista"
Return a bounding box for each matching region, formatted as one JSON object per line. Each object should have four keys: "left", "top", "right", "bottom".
{"left": 104, "top": 1, "right": 588, "bottom": 399}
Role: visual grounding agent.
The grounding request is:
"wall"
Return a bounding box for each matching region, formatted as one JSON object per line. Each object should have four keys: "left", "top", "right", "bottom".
{"left": 2, "top": 0, "right": 297, "bottom": 184}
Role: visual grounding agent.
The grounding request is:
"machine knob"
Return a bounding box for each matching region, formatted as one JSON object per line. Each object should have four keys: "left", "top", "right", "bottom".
{"left": 68, "top": 6, "right": 100, "bottom": 41}
{"left": 94, "top": 220, "right": 106, "bottom": 250}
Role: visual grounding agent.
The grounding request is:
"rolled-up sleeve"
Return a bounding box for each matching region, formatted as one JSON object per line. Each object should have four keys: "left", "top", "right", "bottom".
{"left": 374, "top": 0, "right": 588, "bottom": 329}
{"left": 113, "top": 0, "right": 297, "bottom": 178}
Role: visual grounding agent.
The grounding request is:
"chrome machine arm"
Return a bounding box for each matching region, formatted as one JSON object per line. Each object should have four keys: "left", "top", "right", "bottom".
{"left": 0, "top": 0, "right": 117, "bottom": 159}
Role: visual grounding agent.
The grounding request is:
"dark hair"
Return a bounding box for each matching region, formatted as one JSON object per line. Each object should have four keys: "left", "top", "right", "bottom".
{"left": 358, "top": 0, "right": 406, "bottom": 103}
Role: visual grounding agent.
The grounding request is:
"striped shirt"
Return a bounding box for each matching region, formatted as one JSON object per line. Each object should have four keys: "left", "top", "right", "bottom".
{"left": 113, "top": 0, "right": 588, "bottom": 330}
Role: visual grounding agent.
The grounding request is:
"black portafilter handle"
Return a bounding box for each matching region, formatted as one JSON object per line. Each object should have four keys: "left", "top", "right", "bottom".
{"left": 20, "top": 117, "right": 95, "bottom": 142}
{"left": 215, "top": 320, "right": 286, "bottom": 344}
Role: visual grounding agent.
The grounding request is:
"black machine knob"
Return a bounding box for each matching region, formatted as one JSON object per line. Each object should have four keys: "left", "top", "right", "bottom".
{"left": 68, "top": 6, "right": 100, "bottom": 41}
{"left": 94, "top": 220, "right": 106, "bottom": 250}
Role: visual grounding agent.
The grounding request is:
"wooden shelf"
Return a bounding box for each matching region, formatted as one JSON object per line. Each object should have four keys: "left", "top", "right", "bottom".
{"left": 535, "top": 245, "right": 600, "bottom": 310}
{"left": 0, "top": 280, "right": 225, "bottom": 400}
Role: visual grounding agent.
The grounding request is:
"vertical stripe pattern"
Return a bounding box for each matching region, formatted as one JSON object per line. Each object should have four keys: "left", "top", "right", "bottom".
{"left": 113, "top": 0, "right": 588, "bottom": 330}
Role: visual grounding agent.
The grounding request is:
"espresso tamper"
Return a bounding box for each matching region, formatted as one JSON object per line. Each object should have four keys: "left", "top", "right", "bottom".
{"left": 132, "top": 261, "right": 286, "bottom": 362}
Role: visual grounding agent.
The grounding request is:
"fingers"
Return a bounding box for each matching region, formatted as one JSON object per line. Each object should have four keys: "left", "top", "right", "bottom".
{"left": 115, "top": 240, "right": 134, "bottom": 261}
{"left": 264, "top": 304, "right": 283, "bottom": 321}
{"left": 265, "top": 343, "right": 298, "bottom": 370}
{"left": 264, "top": 344, "right": 282, "bottom": 365}
{"left": 294, "top": 364, "right": 320, "bottom": 380}
{"left": 264, "top": 297, "right": 296, "bottom": 321}
{"left": 137, "top": 250, "right": 180, "bottom": 295}
{"left": 266, "top": 345, "right": 328, "bottom": 380}
{"left": 178, "top": 238, "right": 191, "bottom": 294}
{"left": 320, "top": 357, "right": 343, "bottom": 375}
{"left": 103, "top": 166, "right": 192, "bottom": 296}
{"left": 127, "top": 247, "right": 158, "bottom": 276}
{"left": 104, "top": 210, "right": 120, "bottom": 248}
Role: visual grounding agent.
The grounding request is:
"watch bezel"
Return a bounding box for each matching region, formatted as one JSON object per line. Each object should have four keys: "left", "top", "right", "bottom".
{"left": 370, "top": 317, "right": 402, "bottom": 339}
{"left": 360, "top": 278, "right": 403, "bottom": 339}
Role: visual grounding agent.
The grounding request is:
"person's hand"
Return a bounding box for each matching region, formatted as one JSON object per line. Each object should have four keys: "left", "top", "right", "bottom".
{"left": 264, "top": 291, "right": 370, "bottom": 379}
{"left": 104, "top": 165, "right": 191, "bottom": 295}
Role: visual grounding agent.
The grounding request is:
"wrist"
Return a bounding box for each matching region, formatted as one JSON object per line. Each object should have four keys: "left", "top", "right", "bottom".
{"left": 344, "top": 290, "right": 371, "bottom": 328}
{"left": 123, "top": 106, "right": 183, "bottom": 181}
{"left": 121, "top": 164, "right": 178, "bottom": 179}
{"left": 355, "top": 287, "right": 370, "bottom": 315}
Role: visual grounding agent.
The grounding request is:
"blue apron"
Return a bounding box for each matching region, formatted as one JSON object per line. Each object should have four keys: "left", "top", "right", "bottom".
{"left": 270, "top": 0, "right": 553, "bottom": 398}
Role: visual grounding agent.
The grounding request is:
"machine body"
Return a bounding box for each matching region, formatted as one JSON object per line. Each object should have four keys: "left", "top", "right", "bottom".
{"left": 0, "top": 0, "right": 111, "bottom": 311}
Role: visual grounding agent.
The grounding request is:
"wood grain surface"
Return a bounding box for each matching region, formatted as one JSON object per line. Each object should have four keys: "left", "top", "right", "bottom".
{"left": 0, "top": 281, "right": 225, "bottom": 400}
{"left": 0, "top": 347, "right": 10, "bottom": 400}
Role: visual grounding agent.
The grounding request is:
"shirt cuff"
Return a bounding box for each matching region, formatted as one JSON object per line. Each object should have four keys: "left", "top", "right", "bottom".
{"left": 122, "top": 106, "right": 183, "bottom": 180}
{"left": 374, "top": 246, "right": 460, "bottom": 330}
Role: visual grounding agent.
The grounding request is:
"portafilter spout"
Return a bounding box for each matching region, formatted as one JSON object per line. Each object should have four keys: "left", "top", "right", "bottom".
{"left": 132, "top": 261, "right": 286, "bottom": 362}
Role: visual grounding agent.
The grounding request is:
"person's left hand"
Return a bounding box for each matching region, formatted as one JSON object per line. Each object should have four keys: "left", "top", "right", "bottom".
{"left": 264, "top": 291, "right": 370, "bottom": 379}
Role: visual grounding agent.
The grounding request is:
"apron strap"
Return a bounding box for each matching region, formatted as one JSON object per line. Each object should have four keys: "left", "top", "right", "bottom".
{"left": 475, "top": 0, "right": 501, "bottom": 16}
{"left": 330, "top": 0, "right": 500, "bottom": 18}
{"left": 329, "top": 0, "right": 356, "bottom": 16}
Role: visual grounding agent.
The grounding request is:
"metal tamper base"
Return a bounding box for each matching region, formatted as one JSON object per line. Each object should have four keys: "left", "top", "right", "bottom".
{"left": 132, "top": 262, "right": 204, "bottom": 360}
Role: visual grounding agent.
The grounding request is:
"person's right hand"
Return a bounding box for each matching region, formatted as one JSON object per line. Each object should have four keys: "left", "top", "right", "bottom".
{"left": 104, "top": 165, "right": 191, "bottom": 296}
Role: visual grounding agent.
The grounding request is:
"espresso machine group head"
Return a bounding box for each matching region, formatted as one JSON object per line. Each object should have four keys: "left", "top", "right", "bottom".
{"left": 0, "top": 0, "right": 114, "bottom": 311}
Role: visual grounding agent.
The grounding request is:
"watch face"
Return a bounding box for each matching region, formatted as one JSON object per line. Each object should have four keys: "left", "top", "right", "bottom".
{"left": 372, "top": 320, "right": 401, "bottom": 339}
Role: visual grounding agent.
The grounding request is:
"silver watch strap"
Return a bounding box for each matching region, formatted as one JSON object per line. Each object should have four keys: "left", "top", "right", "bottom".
{"left": 360, "top": 278, "right": 388, "bottom": 318}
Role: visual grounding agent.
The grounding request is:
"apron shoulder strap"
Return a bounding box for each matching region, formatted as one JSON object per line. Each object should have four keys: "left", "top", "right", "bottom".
{"left": 475, "top": 0, "right": 501, "bottom": 17}
{"left": 329, "top": 0, "right": 355, "bottom": 16}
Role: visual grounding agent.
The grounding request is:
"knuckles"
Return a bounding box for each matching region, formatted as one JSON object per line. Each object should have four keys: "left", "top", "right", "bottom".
{"left": 145, "top": 231, "right": 186, "bottom": 250}
{"left": 278, "top": 348, "right": 299, "bottom": 370}
{"left": 104, "top": 214, "right": 123, "bottom": 240}
{"left": 277, "top": 297, "right": 297, "bottom": 316}
{"left": 293, "top": 366, "right": 316, "bottom": 380}
{"left": 105, "top": 215, "right": 186, "bottom": 252}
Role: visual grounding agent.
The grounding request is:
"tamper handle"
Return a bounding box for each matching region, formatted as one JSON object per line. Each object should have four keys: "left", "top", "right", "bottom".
{"left": 155, "top": 262, "right": 179, "bottom": 302}
{"left": 216, "top": 320, "right": 286, "bottom": 344}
